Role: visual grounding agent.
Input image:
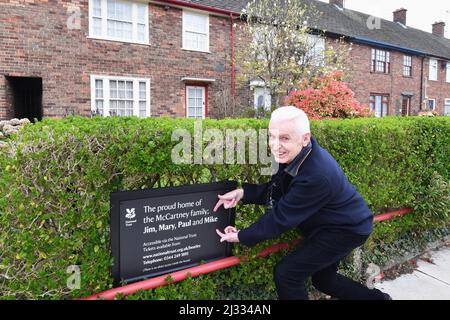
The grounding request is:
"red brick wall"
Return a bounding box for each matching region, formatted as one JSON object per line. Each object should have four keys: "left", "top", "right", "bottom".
{"left": 0, "top": 0, "right": 248, "bottom": 120}
{"left": 342, "top": 41, "right": 424, "bottom": 116}
{"left": 0, "top": 76, "right": 13, "bottom": 119}
{"left": 1, "top": 1, "right": 449, "bottom": 120}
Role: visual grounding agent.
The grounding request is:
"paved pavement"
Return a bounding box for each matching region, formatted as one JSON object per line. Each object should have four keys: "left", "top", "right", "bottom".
{"left": 375, "top": 244, "right": 450, "bottom": 300}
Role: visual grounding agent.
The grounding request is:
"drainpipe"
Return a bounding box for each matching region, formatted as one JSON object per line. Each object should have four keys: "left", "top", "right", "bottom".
{"left": 230, "top": 13, "right": 235, "bottom": 96}
{"left": 420, "top": 56, "right": 425, "bottom": 110}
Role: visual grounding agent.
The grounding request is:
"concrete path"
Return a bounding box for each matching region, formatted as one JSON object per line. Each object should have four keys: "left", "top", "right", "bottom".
{"left": 375, "top": 245, "right": 450, "bottom": 300}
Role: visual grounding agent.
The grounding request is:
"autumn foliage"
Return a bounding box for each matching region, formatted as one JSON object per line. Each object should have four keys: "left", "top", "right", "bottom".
{"left": 287, "top": 71, "right": 370, "bottom": 120}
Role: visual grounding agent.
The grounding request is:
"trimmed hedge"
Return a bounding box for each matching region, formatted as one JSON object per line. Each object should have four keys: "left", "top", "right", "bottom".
{"left": 0, "top": 116, "right": 449, "bottom": 300}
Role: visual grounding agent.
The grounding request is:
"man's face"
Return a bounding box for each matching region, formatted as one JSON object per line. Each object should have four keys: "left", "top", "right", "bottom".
{"left": 269, "top": 119, "right": 310, "bottom": 164}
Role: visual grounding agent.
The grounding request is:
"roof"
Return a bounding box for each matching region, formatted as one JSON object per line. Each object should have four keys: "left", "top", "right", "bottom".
{"left": 174, "top": 0, "right": 450, "bottom": 60}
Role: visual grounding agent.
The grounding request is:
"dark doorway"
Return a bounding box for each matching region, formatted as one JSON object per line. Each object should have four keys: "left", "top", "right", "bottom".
{"left": 6, "top": 76, "right": 43, "bottom": 122}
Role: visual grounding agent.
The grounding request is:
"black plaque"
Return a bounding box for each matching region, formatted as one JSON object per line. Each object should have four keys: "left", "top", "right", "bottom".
{"left": 110, "top": 181, "right": 237, "bottom": 286}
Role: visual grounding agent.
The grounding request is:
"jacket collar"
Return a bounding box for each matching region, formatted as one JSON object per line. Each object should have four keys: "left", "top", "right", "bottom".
{"left": 284, "top": 136, "right": 314, "bottom": 177}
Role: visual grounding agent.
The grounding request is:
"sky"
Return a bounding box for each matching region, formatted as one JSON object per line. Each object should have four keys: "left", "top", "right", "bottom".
{"left": 318, "top": 0, "right": 450, "bottom": 37}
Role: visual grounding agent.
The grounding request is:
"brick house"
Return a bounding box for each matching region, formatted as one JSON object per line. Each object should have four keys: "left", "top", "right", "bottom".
{"left": 1, "top": 0, "right": 450, "bottom": 121}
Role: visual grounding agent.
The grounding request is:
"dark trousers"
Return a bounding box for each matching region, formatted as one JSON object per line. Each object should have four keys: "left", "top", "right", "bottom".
{"left": 273, "top": 228, "right": 387, "bottom": 300}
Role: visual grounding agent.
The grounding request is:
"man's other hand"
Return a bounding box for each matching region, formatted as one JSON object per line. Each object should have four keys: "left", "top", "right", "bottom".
{"left": 216, "top": 226, "right": 240, "bottom": 243}
{"left": 213, "top": 188, "right": 244, "bottom": 212}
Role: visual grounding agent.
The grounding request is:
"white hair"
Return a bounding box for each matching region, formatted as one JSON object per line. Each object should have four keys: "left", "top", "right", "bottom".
{"left": 270, "top": 106, "right": 310, "bottom": 137}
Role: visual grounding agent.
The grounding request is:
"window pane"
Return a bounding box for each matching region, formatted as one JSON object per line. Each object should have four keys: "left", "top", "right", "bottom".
{"left": 93, "top": 17, "right": 102, "bottom": 36}
{"left": 125, "top": 81, "right": 132, "bottom": 91}
{"left": 430, "top": 59, "right": 438, "bottom": 80}
{"left": 139, "top": 101, "right": 146, "bottom": 116}
{"left": 137, "top": 4, "right": 147, "bottom": 23}
{"left": 126, "top": 88, "right": 133, "bottom": 99}
{"left": 108, "top": 0, "right": 132, "bottom": 21}
{"left": 110, "top": 81, "right": 117, "bottom": 99}
{"left": 185, "top": 32, "right": 196, "bottom": 49}
{"left": 375, "top": 95, "right": 382, "bottom": 117}
{"left": 125, "top": 100, "right": 133, "bottom": 111}
{"left": 139, "top": 82, "right": 146, "bottom": 99}
{"left": 96, "top": 100, "right": 104, "bottom": 115}
{"left": 93, "top": 0, "right": 102, "bottom": 16}
{"left": 95, "top": 80, "right": 103, "bottom": 98}
{"left": 110, "top": 100, "right": 117, "bottom": 110}
{"left": 108, "top": 20, "right": 132, "bottom": 39}
{"left": 137, "top": 24, "right": 146, "bottom": 42}
{"left": 185, "top": 13, "right": 207, "bottom": 33}
{"left": 118, "top": 88, "right": 125, "bottom": 99}
{"left": 447, "top": 64, "right": 450, "bottom": 82}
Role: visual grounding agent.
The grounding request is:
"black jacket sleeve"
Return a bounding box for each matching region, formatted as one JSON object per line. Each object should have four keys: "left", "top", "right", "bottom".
{"left": 241, "top": 182, "right": 270, "bottom": 205}
{"left": 238, "top": 175, "right": 332, "bottom": 247}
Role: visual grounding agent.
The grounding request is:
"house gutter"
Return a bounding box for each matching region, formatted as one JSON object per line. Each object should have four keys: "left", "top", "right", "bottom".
{"left": 349, "top": 36, "right": 426, "bottom": 56}
{"left": 82, "top": 208, "right": 414, "bottom": 300}
{"left": 156, "top": 0, "right": 240, "bottom": 17}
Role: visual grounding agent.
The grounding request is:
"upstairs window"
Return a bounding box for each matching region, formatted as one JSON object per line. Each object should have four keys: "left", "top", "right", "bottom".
{"left": 371, "top": 49, "right": 390, "bottom": 74}
{"left": 446, "top": 63, "right": 450, "bottom": 83}
{"left": 89, "top": 0, "right": 149, "bottom": 44}
{"left": 403, "top": 55, "right": 412, "bottom": 77}
{"left": 429, "top": 59, "right": 438, "bottom": 81}
{"left": 183, "top": 10, "right": 209, "bottom": 52}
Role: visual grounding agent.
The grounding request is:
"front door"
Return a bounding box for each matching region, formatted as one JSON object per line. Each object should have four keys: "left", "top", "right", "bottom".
{"left": 186, "top": 86, "right": 205, "bottom": 119}
{"left": 401, "top": 96, "right": 411, "bottom": 116}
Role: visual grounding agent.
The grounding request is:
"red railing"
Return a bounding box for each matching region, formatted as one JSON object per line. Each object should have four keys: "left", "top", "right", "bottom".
{"left": 82, "top": 208, "right": 414, "bottom": 300}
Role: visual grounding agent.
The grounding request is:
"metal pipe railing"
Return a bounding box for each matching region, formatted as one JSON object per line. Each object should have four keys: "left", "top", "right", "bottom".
{"left": 82, "top": 208, "right": 414, "bottom": 300}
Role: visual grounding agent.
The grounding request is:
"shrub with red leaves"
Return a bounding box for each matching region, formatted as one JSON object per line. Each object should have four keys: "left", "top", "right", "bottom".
{"left": 287, "top": 71, "right": 371, "bottom": 120}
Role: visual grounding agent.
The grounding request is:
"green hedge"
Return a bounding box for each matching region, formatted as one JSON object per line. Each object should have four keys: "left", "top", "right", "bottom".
{"left": 0, "top": 116, "right": 449, "bottom": 300}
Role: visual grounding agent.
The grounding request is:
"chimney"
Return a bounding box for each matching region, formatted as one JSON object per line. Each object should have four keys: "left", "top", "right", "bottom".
{"left": 432, "top": 21, "right": 445, "bottom": 37}
{"left": 393, "top": 8, "right": 407, "bottom": 25}
{"left": 329, "top": 0, "right": 344, "bottom": 8}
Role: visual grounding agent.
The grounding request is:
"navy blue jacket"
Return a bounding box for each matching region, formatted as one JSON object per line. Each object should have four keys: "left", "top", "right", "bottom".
{"left": 238, "top": 136, "right": 373, "bottom": 247}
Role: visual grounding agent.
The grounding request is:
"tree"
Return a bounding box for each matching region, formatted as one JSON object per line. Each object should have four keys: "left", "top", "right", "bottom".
{"left": 235, "top": 0, "right": 351, "bottom": 108}
{"left": 287, "top": 70, "right": 371, "bottom": 119}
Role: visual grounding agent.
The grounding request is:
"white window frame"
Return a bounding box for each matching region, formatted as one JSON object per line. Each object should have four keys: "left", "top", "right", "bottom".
{"left": 88, "top": 0, "right": 149, "bottom": 45}
{"left": 182, "top": 10, "right": 210, "bottom": 53}
{"left": 428, "top": 98, "right": 436, "bottom": 111}
{"left": 90, "top": 75, "right": 151, "bottom": 117}
{"left": 429, "top": 59, "right": 438, "bottom": 81}
{"left": 446, "top": 63, "right": 450, "bottom": 83}
{"left": 186, "top": 86, "right": 206, "bottom": 119}
{"left": 444, "top": 98, "right": 450, "bottom": 116}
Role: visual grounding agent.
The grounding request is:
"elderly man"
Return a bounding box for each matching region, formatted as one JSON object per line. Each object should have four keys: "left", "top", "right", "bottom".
{"left": 214, "top": 106, "right": 390, "bottom": 300}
